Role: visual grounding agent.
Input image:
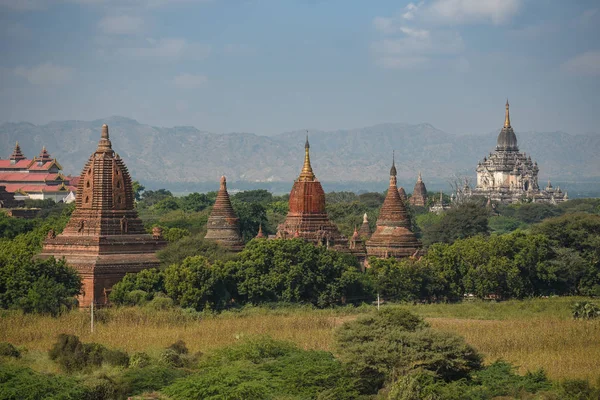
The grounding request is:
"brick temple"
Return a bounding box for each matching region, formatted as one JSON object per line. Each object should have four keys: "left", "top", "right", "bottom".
{"left": 204, "top": 175, "right": 244, "bottom": 251}
{"left": 38, "top": 124, "right": 166, "bottom": 307}
{"left": 366, "top": 156, "right": 421, "bottom": 259}
{"left": 408, "top": 172, "right": 428, "bottom": 207}
{"left": 276, "top": 136, "right": 349, "bottom": 251}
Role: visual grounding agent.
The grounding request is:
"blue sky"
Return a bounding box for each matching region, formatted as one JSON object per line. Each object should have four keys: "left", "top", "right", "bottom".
{"left": 0, "top": 0, "right": 599, "bottom": 136}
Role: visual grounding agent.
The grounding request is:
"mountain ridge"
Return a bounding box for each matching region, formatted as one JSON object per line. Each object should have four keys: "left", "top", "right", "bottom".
{"left": 1, "top": 117, "right": 598, "bottom": 187}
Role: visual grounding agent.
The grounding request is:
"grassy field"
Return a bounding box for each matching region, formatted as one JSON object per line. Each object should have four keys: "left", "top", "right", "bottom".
{"left": 1, "top": 297, "right": 599, "bottom": 384}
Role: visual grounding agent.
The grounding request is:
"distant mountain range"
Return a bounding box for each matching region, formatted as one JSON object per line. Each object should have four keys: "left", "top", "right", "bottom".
{"left": 1, "top": 117, "right": 599, "bottom": 192}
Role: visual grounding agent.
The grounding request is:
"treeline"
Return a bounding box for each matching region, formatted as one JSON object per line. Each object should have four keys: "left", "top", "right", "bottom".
{"left": 1, "top": 308, "right": 597, "bottom": 399}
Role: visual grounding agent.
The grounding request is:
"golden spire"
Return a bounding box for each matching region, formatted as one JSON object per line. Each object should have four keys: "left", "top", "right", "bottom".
{"left": 504, "top": 99, "right": 511, "bottom": 128}
{"left": 299, "top": 131, "right": 315, "bottom": 181}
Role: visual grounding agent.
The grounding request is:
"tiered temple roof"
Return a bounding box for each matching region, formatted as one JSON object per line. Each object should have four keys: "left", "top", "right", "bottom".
{"left": 0, "top": 142, "right": 76, "bottom": 201}
{"left": 276, "top": 136, "right": 348, "bottom": 250}
{"left": 472, "top": 101, "right": 567, "bottom": 204}
{"left": 204, "top": 176, "right": 244, "bottom": 251}
{"left": 408, "top": 172, "right": 427, "bottom": 207}
{"left": 366, "top": 156, "right": 421, "bottom": 259}
{"left": 397, "top": 186, "right": 407, "bottom": 202}
{"left": 38, "top": 124, "right": 166, "bottom": 307}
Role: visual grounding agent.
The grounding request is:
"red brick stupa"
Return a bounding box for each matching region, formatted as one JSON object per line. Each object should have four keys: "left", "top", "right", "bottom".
{"left": 276, "top": 136, "right": 347, "bottom": 249}
{"left": 408, "top": 172, "right": 428, "bottom": 207}
{"left": 39, "top": 124, "right": 166, "bottom": 307}
{"left": 366, "top": 155, "right": 421, "bottom": 259}
{"left": 398, "top": 186, "right": 407, "bottom": 202}
{"left": 204, "top": 176, "right": 244, "bottom": 251}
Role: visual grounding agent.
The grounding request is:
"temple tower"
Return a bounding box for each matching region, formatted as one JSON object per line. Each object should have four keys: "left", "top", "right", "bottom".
{"left": 276, "top": 136, "right": 347, "bottom": 249}
{"left": 204, "top": 176, "right": 244, "bottom": 251}
{"left": 366, "top": 155, "right": 421, "bottom": 259}
{"left": 358, "top": 213, "right": 372, "bottom": 240}
{"left": 408, "top": 172, "right": 428, "bottom": 207}
{"left": 472, "top": 100, "right": 566, "bottom": 204}
{"left": 398, "top": 187, "right": 407, "bottom": 202}
{"left": 38, "top": 124, "right": 166, "bottom": 307}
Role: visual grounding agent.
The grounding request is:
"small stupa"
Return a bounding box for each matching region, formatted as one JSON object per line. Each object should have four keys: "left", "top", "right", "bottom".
{"left": 204, "top": 176, "right": 245, "bottom": 251}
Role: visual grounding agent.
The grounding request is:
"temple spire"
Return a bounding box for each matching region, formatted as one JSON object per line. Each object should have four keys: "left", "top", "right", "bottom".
{"left": 10, "top": 141, "right": 25, "bottom": 161}
{"left": 220, "top": 175, "right": 227, "bottom": 190}
{"left": 97, "top": 124, "right": 113, "bottom": 153}
{"left": 504, "top": 99, "right": 511, "bottom": 128}
{"left": 299, "top": 131, "right": 315, "bottom": 181}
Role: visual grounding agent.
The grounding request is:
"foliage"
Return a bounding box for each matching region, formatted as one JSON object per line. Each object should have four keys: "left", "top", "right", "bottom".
{"left": 488, "top": 215, "right": 526, "bottom": 234}
{"left": 162, "top": 336, "right": 360, "bottom": 400}
{"left": 0, "top": 364, "right": 88, "bottom": 400}
{"left": 131, "top": 180, "right": 145, "bottom": 201}
{"left": 232, "top": 201, "right": 268, "bottom": 242}
{"left": 227, "top": 238, "right": 373, "bottom": 307}
{"left": 118, "top": 365, "right": 187, "bottom": 397}
{"left": 157, "top": 233, "right": 233, "bottom": 266}
{"left": 0, "top": 343, "right": 20, "bottom": 359}
{"left": 421, "top": 201, "right": 490, "bottom": 246}
{"left": 48, "top": 334, "right": 129, "bottom": 372}
{"left": 571, "top": 301, "right": 600, "bottom": 320}
{"left": 0, "top": 213, "right": 36, "bottom": 240}
{"left": 335, "top": 308, "right": 482, "bottom": 393}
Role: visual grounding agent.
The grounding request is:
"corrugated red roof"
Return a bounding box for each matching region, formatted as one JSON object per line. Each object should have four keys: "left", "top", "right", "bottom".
{"left": 0, "top": 172, "right": 64, "bottom": 182}
{"left": 0, "top": 159, "right": 33, "bottom": 169}
{"left": 3, "top": 184, "right": 77, "bottom": 193}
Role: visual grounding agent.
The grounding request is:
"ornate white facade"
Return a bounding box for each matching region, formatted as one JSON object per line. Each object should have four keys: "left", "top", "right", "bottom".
{"left": 472, "top": 101, "right": 567, "bottom": 204}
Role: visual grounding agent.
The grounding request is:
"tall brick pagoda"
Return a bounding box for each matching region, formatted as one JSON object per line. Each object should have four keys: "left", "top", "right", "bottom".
{"left": 408, "top": 172, "right": 428, "bottom": 207}
{"left": 39, "top": 124, "right": 166, "bottom": 307}
{"left": 366, "top": 156, "right": 421, "bottom": 259}
{"left": 276, "top": 136, "right": 348, "bottom": 249}
{"left": 398, "top": 186, "right": 407, "bottom": 202}
{"left": 204, "top": 175, "right": 244, "bottom": 251}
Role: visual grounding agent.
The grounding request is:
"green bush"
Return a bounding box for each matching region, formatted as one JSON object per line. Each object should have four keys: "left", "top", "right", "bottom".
{"left": 48, "top": 334, "right": 129, "bottom": 372}
{"left": 572, "top": 301, "right": 600, "bottom": 320}
{"left": 163, "top": 336, "right": 360, "bottom": 400}
{"left": 167, "top": 340, "right": 188, "bottom": 355}
{"left": 0, "top": 364, "right": 88, "bottom": 399}
{"left": 118, "top": 365, "right": 187, "bottom": 397}
{"left": 335, "top": 308, "right": 482, "bottom": 393}
{"left": 159, "top": 349, "right": 184, "bottom": 368}
{"left": 129, "top": 352, "right": 151, "bottom": 369}
{"left": 0, "top": 343, "right": 20, "bottom": 359}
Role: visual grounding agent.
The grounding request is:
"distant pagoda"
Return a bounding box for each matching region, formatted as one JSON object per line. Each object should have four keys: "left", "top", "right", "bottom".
{"left": 276, "top": 136, "right": 348, "bottom": 250}
{"left": 472, "top": 101, "right": 567, "bottom": 204}
{"left": 204, "top": 176, "right": 244, "bottom": 251}
{"left": 408, "top": 172, "right": 428, "bottom": 207}
{"left": 366, "top": 155, "right": 421, "bottom": 259}
{"left": 397, "top": 186, "right": 407, "bottom": 202}
{"left": 357, "top": 213, "right": 372, "bottom": 240}
{"left": 38, "top": 124, "right": 166, "bottom": 307}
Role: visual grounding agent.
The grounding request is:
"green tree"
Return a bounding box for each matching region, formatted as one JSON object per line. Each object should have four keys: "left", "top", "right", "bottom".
{"left": 422, "top": 202, "right": 490, "bottom": 246}
{"left": 132, "top": 180, "right": 145, "bottom": 201}
{"left": 164, "top": 256, "right": 231, "bottom": 310}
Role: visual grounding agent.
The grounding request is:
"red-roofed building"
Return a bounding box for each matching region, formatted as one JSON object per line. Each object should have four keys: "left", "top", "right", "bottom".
{"left": 0, "top": 142, "right": 77, "bottom": 202}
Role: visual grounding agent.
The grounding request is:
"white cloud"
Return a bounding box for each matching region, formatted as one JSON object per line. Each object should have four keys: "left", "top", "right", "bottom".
{"left": 98, "top": 15, "right": 144, "bottom": 35}
{"left": 14, "top": 62, "right": 73, "bottom": 85}
{"left": 427, "top": 0, "right": 522, "bottom": 25}
{"left": 371, "top": 30, "right": 464, "bottom": 69}
{"left": 118, "top": 38, "right": 210, "bottom": 60}
{"left": 173, "top": 73, "right": 207, "bottom": 89}
{"left": 561, "top": 51, "right": 600, "bottom": 76}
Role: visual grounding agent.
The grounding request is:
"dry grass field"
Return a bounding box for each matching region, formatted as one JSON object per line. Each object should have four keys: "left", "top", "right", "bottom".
{"left": 1, "top": 297, "right": 599, "bottom": 384}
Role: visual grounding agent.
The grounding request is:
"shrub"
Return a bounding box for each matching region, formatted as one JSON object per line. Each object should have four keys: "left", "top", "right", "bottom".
{"left": 48, "top": 334, "right": 129, "bottom": 372}
{"left": 129, "top": 352, "right": 151, "bottom": 369}
{"left": 335, "top": 308, "right": 482, "bottom": 393}
{"left": 145, "top": 294, "right": 174, "bottom": 311}
{"left": 0, "top": 364, "right": 88, "bottom": 399}
{"left": 159, "top": 349, "right": 184, "bottom": 368}
{"left": 572, "top": 301, "right": 600, "bottom": 320}
{"left": 0, "top": 342, "right": 20, "bottom": 358}
{"left": 118, "top": 365, "right": 187, "bottom": 397}
{"left": 163, "top": 336, "right": 360, "bottom": 400}
{"left": 167, "top": 340, "right": 188, "bottom": 355}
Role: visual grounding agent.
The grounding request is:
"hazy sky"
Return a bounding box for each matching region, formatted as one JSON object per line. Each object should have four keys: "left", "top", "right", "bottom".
{"left": 0, "top": 0, "right": 599, "bottom": 136}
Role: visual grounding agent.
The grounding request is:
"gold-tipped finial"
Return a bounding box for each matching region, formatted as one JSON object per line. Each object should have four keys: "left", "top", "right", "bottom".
{"left": 504, "top": 99, "right": 511, "bottom": 128}
{"left": 299, "top": 130, "right": 315, "bottom": 181}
